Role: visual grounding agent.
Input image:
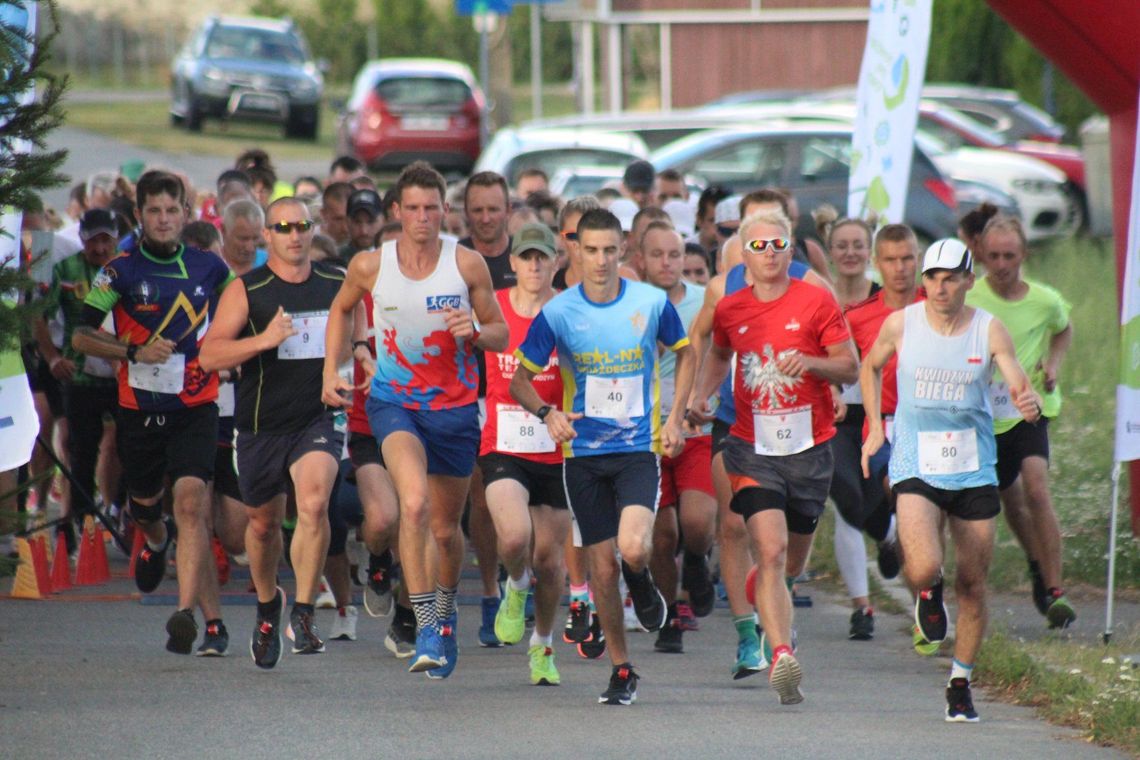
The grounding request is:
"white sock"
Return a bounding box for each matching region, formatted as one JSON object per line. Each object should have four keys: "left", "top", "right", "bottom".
{"left": 833, "top": 511, "right": 869, "bottom": 599}
{"left": 530, "top": 630, "right": 553, "bottom": 648}
{"left": 949, "top": 659, "right": 973, "bottom": 683}
{"left": 508, "top": 568, "right": 531, "bottom": 592}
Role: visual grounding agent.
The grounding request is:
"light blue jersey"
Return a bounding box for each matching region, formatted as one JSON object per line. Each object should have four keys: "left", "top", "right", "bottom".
{"left": 517, "top": 280, "right": 689, "bottom": 458}
{"left": 658, "top": 281, "right": 705, "bottom": 423}
{"left": 889, "top": 303, "right": 998, "bottom": 489}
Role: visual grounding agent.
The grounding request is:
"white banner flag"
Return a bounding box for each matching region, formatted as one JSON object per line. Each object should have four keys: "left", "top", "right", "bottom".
{"left": 1113, "top": 98, "right": 1140, "bottom": 462}
{"left": 847, "top": 0, "right": 932, "bottom": 224}
{"left": 0, "top": 1, "right": 41, "bottom": 472}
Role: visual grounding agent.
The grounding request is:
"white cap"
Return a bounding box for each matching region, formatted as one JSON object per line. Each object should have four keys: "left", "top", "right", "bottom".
{"left": 714, "top": 195, "right": 743, "bottom": 225}
{"left": 922, "top": 238, "right": 973, "bottom": 274}
{"left": 608, "top": 198, "right": 639, "bottom": 232}
{"left": 662, "top": 198, "right": 696, "bottom": 235}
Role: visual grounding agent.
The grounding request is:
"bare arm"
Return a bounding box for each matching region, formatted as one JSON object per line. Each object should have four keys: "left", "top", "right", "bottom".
{"left": 777, "top": 339, "right": 858, "bottom": 386}
{"left": 457, "top": 247, "right": 508, "bottom": 352}
{"left": 803, "top": 238, "right": 833, "bottom": 283}
{"left": 198, "top": 279, "right": 289, "bottom": 372}
{"left": 859, "top": 310, "right": 902, "bottom": 477}
{"left": 73, "top": 321, "right": 174, "bottom": 364}
{"left": 322, "top": 251, "right": 378, "bottom": 406}
{"left": 35, "top": 315, "right": 73, "bottom": 381}
{"left": 509, "top": 363, "right": 581, "bottom": 443}
{"left": 685, "top": 273, "right": 725, "bottom": 413}
{"left": 1041, "top": 322, "right": 1072, "bottom": 393}
{"left": 688, "top": 343, "right": 733, "bottom": 426}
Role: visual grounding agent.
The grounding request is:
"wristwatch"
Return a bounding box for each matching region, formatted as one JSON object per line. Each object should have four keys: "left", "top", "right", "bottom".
{"left": 126, "top": 344, "right": 138, "bottom": 363}
{"left": 535, "top": 405, "right": 553, "bottom": 421}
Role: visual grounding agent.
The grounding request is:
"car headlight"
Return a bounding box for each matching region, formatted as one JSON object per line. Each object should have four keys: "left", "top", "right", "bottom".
{"left": 1011, "top": 178, "right": 1059, "bottom": 195}
{"left": 294, "top": 79, "right": 319, "bottom": 97}
{"left": 203, "top": 67, "right": 225, "bottom": 82}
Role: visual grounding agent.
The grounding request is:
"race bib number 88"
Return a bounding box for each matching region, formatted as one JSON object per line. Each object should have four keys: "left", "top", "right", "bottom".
{"left": 496, "top": 405, "right": 557, "bottom": 454}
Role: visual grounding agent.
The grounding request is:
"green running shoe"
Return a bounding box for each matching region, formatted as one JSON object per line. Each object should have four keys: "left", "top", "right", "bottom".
{"left": 1045, "top": 592, "right": 1076, "bottom": 630}
{"left": 913, "top": 624, "right": 940, "bottom": 656}
{"left": 528, "top": 643, "right": 560, "bottom": 685}
{"left": 495, "top": 584, "right": 528, "bottom": 645}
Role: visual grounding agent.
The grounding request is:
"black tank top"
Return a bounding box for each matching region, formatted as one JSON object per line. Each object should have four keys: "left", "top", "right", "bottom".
{"left": 235, "top": 262, "right": 345, "bottom": 434}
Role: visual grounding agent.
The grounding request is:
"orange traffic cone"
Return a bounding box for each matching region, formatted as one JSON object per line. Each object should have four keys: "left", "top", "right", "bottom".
{"left": 51, "top": 531, "right": 72, "bottom": 592}
{"left": 91, "top": 522, "right": 110, "bottom": 583}
{"left": 127, "top": 525, "right": 145, "bottom": 579}
{"left": 75, "top": 516, "right": 97, "bottom": 586}
{"left": 10, "top": 537, "right": 49, "bottom": 599}
{"left": 32, "top": 534, "right": 53, "bottom": 594}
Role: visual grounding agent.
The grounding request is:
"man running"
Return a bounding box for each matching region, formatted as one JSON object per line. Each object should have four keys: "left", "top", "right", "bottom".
{"left": 200, "top": 197, "right": 347, "bottom": 668}
{"left": 861, "top": 238, "right": 1042, "bottom": 722}
{"left": 691, "top": 209, "right": 857, "bottom": 705}
{"left": 73, "top": 170, "right": 232, "bottom": 655}
{"left": 511, "top": 208, "right": 694, "bottom": 705}
{"left": 323, "top": 161, "right": 508, "bottom": 679}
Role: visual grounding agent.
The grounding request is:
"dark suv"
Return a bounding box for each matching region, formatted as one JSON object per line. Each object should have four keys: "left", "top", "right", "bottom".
{"left": 170, "top": 16, "right": 323, "bottom": 140}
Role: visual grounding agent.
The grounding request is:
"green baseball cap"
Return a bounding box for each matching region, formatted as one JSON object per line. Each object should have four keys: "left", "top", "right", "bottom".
{"left": 510, "top": 222, "right": 558, "bottom": 258}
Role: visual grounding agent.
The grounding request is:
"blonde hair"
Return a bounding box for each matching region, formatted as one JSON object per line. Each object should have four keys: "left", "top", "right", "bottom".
{"left": 739, "top": 209, "right": 793, "bottom": 241}
{"left": 980, "top": 214, "right": 1028, "bottom": 252}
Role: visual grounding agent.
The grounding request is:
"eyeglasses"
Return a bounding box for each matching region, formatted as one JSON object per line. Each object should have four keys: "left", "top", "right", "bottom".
{"left": 745, "top": 238, "right": 791, "bottom": 253}
{"left": 560, "top": 231, "right": 578, "bottom": 242}
{"left": 268, "top": 220, "right": 314, "bottom": 234}
{"left": 716, "top": 224, "right": 739, "bottom": 238}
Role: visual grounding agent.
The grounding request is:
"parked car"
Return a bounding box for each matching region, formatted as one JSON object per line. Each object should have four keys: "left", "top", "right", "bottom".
{"left": 474, "top": 127, "right": 649, "bottom": 188}
{"left": 170, "top": 15, "right": 323, "bottom": 140}
{"left": 649, "top": 121, "right": 959, "bottom": 243}
{"left": 336, "top": 58, "right": 486, "bottom": 174}
{"left": 921, "top": 84, "right": 1067, "bottom": 143}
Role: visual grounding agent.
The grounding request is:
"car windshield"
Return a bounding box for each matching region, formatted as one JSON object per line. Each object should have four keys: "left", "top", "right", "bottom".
{"left": 206, "top": 27, "right": 305, "bottom": 65}
{"left": 377, "top": 77, "right": 471, "bottom": 107}
{"left": 504, "top": 149, "right": 639, "bottom": 185}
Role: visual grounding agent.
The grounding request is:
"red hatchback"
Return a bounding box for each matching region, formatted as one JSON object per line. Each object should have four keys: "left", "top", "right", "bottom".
{"left": 336, "top": 58, "right": 485, "bottom": 174}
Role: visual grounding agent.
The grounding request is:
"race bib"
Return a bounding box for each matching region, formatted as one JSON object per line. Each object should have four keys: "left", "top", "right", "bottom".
{"left": 128, "top": 353, "right": 186, "bottom": 394}
{"left": 585, "top": 375, "right": 644, "bottom": 420}
{"left": 217, "top": 382, "right": 235, "bottom": 417}
{"left": 918, "top": 429, "right": 979, "bottom": 475}
{"left": 839, "top": 382, "right": 862, "bottom": 405}
{"left": 884, "top": 416, "right": 895, "bottom": 444}
{"left": 278, "top": 311, "right": 329, "bottom": 360}
{"left": 988, "top": 381, "right": 1019, "bottom": 420}
{"left": 753, "top": 405, "right": 813, "bottom": 456}
{"left": 496, "top": 405, "right": 557, "bottom": 454}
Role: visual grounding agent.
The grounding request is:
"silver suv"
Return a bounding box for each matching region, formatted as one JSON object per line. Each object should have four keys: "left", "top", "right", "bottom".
{"left": 170, "top": 16, "right": 323, "bottom": 140}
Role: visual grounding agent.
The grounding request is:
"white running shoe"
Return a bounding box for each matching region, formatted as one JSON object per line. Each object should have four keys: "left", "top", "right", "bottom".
{"left": 330, "top": 605, "right": 359, "bottom": 641}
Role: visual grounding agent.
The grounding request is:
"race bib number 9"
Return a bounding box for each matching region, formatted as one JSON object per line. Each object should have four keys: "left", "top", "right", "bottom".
{"left": 278, "top": 312, "right": 329, "bottom": 360}
{"left": 584, "top": 375, "right": 644, "bottom": 420}
{"left": 753, "top": 405, "right": 812, "bottom": 456}
{"left": 217, "top": 382, "right": 236, "bottom": 417}
{"left": 496, "top": 405, "right": 557, "bottom": 454}
{"left": 128, "top": 353, "right": 186, "bottom": 394}
{"left": 918, "top": 429, "right": 979, "bottom": 475}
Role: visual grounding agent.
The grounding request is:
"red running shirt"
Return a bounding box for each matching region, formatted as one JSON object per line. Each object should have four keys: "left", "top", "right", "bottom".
{"left": 348, "top": 291, "right": 376, "bottom": 437}
{"left": 844, "top": 289, "right": 926, "bottom": 423}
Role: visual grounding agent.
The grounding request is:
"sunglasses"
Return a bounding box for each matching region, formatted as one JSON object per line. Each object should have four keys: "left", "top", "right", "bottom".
{"left": 561, "top": 231, "right": 578, "bottom": 242}
{"left": 745, "top": 238, "right": 791, "bottom": 253}
{"left": 268, "top": 220, "right": 314, "bottom": 234}
{"left": 716, "top": 224, "right": 739, "bottom": 238}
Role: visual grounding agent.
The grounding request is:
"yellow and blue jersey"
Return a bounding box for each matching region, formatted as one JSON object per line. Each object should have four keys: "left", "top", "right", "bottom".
{"left": 516, "top": 280, "right": 689, "bottom": 458}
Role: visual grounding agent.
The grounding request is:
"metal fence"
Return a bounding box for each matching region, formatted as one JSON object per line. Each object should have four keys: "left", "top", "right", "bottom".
{"left": 44, "top": 8, "right": 189, "bottom": 88}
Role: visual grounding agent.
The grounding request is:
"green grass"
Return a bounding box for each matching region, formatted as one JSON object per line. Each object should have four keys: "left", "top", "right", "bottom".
{"left": 978, "top": 630, "right": 1140, "bottom": 754}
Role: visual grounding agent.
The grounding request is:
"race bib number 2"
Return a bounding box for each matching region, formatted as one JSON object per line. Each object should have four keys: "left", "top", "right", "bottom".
{"left": 496, "top": 405, "right": 557, "bottom": 454}
{"left": 128, "top": 353, "right": 186, "bottom": 394}
{"left": 278, "top": 312, "right": 329, "bottom": 360}
{"left": 584, "top": 375, "right": 644, "bottom": 420}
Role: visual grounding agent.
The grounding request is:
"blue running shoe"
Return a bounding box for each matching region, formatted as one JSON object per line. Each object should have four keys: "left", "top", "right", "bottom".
{"left": 427, "top": 614, "right": 458, "bottom": 680}
{"left": 479, "top": 596, "right": 501, "bottom": 647}
{"left": 409, "top": 624, "right": 445, "bottom": 673}
{"left": 732, "top": 635, "right": 765, "bottom": 680}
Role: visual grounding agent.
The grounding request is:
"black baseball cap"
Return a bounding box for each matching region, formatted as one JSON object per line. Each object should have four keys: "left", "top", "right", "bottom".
{"left": 347, "top": 188, "right": 383, "bottom": 219}
{"left": 79, "top": 208, "right": 118, "bottom": 241}
{"left": 623, "top": 160, "right": 656, "bottom": 192}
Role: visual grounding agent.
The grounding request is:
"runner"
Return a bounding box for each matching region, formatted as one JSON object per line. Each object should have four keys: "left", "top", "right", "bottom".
{"left": 200, "top": 196, "right": 347, "bottom": 668}
{"left": 861, "top": 238, "right": 1043, "bottom": 722}
{"left": 691, "top": 208, "right": 857, "bottom": 705}
{"left": 73, "top": 170, "right": 232, "bottom": 656}
{"left": 511, "top": 207, "right": 694, "bottom": 705}
{"left": 479, "top": 223, "right": 570, "bottom": 684}
{"left": 322, "top": 161, "right": 508, "bottom": 680}
{"left": 966, "top": 215, "right": 1076, "bottom": 628}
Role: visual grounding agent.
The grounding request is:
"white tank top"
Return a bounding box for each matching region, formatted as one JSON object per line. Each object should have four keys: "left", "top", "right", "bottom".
{"left": 369, "top": 237, "right": 479, "bottom": 409}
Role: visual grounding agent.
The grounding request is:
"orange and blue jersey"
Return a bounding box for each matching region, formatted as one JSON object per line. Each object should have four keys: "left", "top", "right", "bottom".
{"left": 516, "top": 279, "right": 689, "bottom": 458}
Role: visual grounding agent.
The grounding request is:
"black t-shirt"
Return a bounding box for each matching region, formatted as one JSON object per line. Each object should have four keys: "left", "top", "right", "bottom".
{"left": 459, "top": 236, "right": 514, "bottom": 397}
{"left": 235, "top": 262, "right": 345, "bottom": 435}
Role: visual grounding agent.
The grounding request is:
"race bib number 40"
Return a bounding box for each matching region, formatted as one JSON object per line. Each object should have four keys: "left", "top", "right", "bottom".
{"left": 128, "top": 353, "right": 186, "bottom": 394}
{"left": 584, "top": 375, "right": 644, "bottom": 420}
{"left": 918, "top": 429, "right": 979, "bottom": 475}
{"left": 278, "top": 312, "right": 329, "bottom": 360}
{"left": 496, "top": 405, "right": 557, "bottom": 454}
{"left": 753, "top": 405, "right": 812, "bottom": 456}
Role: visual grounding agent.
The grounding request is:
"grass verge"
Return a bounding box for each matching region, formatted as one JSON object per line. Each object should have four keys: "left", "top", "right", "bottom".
{"left": 978, "top": 630, "right": 1140, "bottom": 754}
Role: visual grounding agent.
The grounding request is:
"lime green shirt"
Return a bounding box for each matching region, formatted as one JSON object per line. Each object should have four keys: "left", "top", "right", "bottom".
{"left": 966, "top": 276, "right": 1071, "bottom": 433}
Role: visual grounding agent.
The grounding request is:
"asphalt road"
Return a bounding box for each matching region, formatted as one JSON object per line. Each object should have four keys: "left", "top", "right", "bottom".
{"left": 0, "top": 548, "right": 1127, "bottom": 760}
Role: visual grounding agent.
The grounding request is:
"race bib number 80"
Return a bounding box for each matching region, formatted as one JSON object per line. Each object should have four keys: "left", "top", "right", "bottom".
{"left": 918, "top": 429, "right": 979, "bottom": 475}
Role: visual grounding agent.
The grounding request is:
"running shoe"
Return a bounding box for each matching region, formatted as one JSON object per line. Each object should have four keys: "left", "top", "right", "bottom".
{"left": 563, "top": 599, "right": 591, "bottom": 644}
{"left": 529, "top": 644, "right": 560, "bottom": 686}
{"left": 330, "top": 605, "right": 359, "bottom": 641}
{"left": 410, "top": 624, "right": 446, "bottom": 672}
{"left": 945, "top": 677, "right": 980, "bottom": 722}
{"left": 675, "top": 601, "right": 699, "bottom": 632}
{"left": 315, "top": 577, "right": 336, "bottom": 609}
{"left": 598, "top": 663, "right": 639, "bottom": 705}
{"left": 682, "top": 555, "right": 716, "bottom": 617}
{"left": 654, "top": 617, "right": 683, "bottom": 654}
{"left": 1045, "top": 591, "right": 1077, "bottom": 630}
{"left": 622, "top": 565, "right": 667, "bottom": 633}
{"left": 760, "top": 629, "right": 798, "bottom": 664}
{"left": 876, "top": 537, "right": 900, "bottom": 580}
{"left": 577, "top": 613, "right": 607, "bottom": 659}
{"left": 732, "top": 635, "right": 765, "bottom": 680}
{"left": 426, "top": 615, "right": 458, "bottom": 680}
{"left": 623, "top": 595, "right": 644, "bottom": 632}
{"left": 912, "top": 625, "right": 940, "bottom": 656}
{"left": 849, "top": 607, "right": 874, "bottom": 641}
{"left": 195, "top": 621, "right": 229, "bottom": 657}
{"left": 494, "top": 584, "right": 528, "bottom": 645}
{"left": 134, "top": 521, "right": 172, "bottom": 594}
{"left": 364, "top": 567, "right": 393, "bottom": 618}
{"left": 210, "top": 537, "right": 230, "bottom": 587}
{"left": 289, "top": 607, "right": 326, "bottom": 654}
{"left": 250, "top": 587, "right": 286, "bottom": 669}
{"left": 1030, "top": 562, "right": 1049, "bottom": 615}
{"left": 479, "top": 596, "right": 502, "bottom": 647}
{"left": 385, "top": 615, "right": 416, "bottom": 659}
{"left": 769, "top": 651, "right": 804, "bottom": 705}
{"left": 165, "top": 608, "right": 197, "bottom": 655}
{"left": 915, "top": 578, "right": 948, "bottom": 644}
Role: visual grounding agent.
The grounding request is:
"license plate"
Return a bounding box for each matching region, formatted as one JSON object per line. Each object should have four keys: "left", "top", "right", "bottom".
{"left": 237, "top": 93, "right": 282, "bottom": 112}
{"left": 402, "top": 115, "right": 449, "bottom": 131}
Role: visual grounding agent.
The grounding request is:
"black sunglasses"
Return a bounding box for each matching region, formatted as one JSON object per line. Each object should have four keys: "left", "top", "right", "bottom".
{"left": 716, "top": 224, "right": 739, "bottom": 238}
{"left": 268, "top": 220, "right": 314, "bottom": 234}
